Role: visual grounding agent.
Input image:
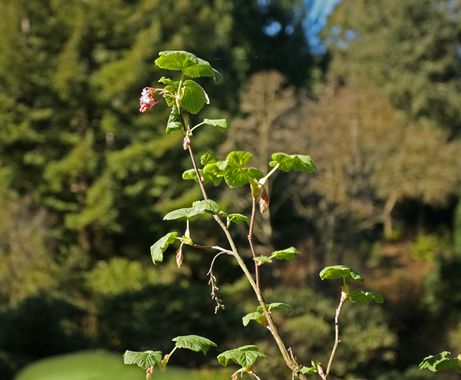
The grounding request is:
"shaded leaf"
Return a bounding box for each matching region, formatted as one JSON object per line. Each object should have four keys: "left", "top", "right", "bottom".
{"left": 269, "top": 152, "right": 315, "bottom": 173}
{"left": 217, "top": 345, "right": 267, "bottom": 369}
{"left": 172, "top": 335, "right": 217, "bottom": 355}
{"left": 150, "top": 232, "right": 178, "bottom": 264}
{"left": 319, "top": 265, "right": 364, "bottom": 281}
{"left": 419, "top": 351, "right": 461, "bottom": 373}
{"left": 123, "top": 350, "right": 162, "bottom": 370}
{"left": 166, "top": 105, "right": 182, "bottom": 133}
{"left": 349, "top": 290, "right": 384, "bottom": 304}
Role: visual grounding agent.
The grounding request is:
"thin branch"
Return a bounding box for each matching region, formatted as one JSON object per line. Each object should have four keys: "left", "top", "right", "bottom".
{"left": 248, "top": 195, "right": 260, "bottom": 290}
{"left": 325, "top": 290, "right": 348, "bottom": 377}
{"left": 177, "top": 105, "right": 306, "bottom": 379}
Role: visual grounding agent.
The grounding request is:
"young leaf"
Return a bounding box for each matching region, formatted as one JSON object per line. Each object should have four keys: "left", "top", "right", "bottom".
{"left": 299, "top": 365, "right": 318, "bottom": 375}
{"left": 158, "top": 76, "right": 173, "bottom": 85}
{"left": 182, "top": 169, "right": 222, "bottom": 186}
{"left": 166, "top": 105, "right": 182, "bottom": 133}
{"left": 191, "top": 199, "right": 221, "bottom": 214}
{"left": 270, "top": 247, "right": 299, "bottom": 261}
{"left": 203, "top": 119, "right": 229, "bottom": 132}
{"left": 263, "top": 302, "right": 293, "bottom": 312}
{"left": 202, "top": 151, "right": 263, "bottom": 188}
{"left": 172, "top": 335, "right": 217, "bottom": 355}
{"left": 254, "top": 256, "right": 273, "bottom": 265}
{"left": 150, "top": 232, "right": 178, "bottom": 264}
{"left": 217, "top": 345, "right": 267, "bottom": 369}
{"left": 163, "top": 207, "right": 205, "bottom": 221}
{"left": 200, "top": 152, "right": 218, "bottom": 166}
{"left": 242, "top": 311, "right": 266, "bottom": 327}
{"left": 180, "top": 80, "right": 209, "bottom": 114}
{"left": 419, "top": 351, "right": 461, "bottom": 373}
{"left": 269, "top": 153, "right": 316, "bottom": 173}
{"left": 155, "top": 51, "right": 222, "bottom": 83}
{"left": 319, "top": 265, "right": 364, "bottom": 281}
{"left": 227, "top": 213, "right": 249, "bottom": 225}
{"left": 123, "top": 350, "right": 162, "bottom": 370}
{"left": 349, "top": 290, "right": 384, "bottom": 304}
{"left": 227, "top": 151, "right": 253, "bottom": 167}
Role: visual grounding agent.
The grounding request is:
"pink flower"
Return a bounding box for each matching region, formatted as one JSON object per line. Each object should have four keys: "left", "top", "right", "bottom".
{"left": 139, "top": 87, "right": 159, "bottom": 113}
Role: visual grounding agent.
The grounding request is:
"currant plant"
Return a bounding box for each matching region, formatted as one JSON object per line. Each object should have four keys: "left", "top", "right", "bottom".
{"left": 123, "top": 51, "right": 384, "bottom": 380}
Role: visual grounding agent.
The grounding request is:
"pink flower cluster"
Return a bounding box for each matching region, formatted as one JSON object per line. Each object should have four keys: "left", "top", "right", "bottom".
{"left": 139, "top": 87, "right": 159, "bottom": 113}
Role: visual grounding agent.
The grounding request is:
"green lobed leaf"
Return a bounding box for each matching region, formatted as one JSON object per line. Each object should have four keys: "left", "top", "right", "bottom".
{"left": 349, "top": 290, "right": 384, "bottom": 304}
{"left": 227, "top": 151, "right": 253, "bottom": 167}
{"left": 244, "top": 303, "right": 292, "bottom": 326}
{"left": 269, "top": 153, "right": 316, "bottom": 173}
{"left": 200, "top": 152, "right": 218, "bottom": 166}
{"left": 270, "top": 247, "right": 299, "bottom": 261}
{"left": 242, "top": 311, "right": 266, "bottom": 327}
{"left": 182, "top": 169, "right": 222, "bottom": 186}
{"left": 172, "top": 335, "right": 217, "bottom": 355}
{"left": 202, "top": 151, "right": 263, "bottom": 188}
{"left": 163, "top": 207, "right": 205, "bottom": 221}
{"left": 419, "top": 352, "right": 461, "bottom": 373}
{"left": 166, "top": 105, "right": 182, "bottom": 133}
{"left": 180, "top": 80, "right": 209, "bottom": 114}
{"left": 217, "top": 345, "right": 267, "bottom": 369}
{"left": 319, "top": 265, "right": 364, "bottom": 281}
{"left": 191, "top": 199, "right": 220, "bottom": 214}
{"left": 155, "top": 51, "right": 222, "bottom": 83}
{"left": 150, "top": 232, "right": 178, "bottom": 264}
{"left": 123, "top": 350, "right": 162, "bottom": 370}
{"left": 202, "top": 119, "right": 229, "bottom": 132}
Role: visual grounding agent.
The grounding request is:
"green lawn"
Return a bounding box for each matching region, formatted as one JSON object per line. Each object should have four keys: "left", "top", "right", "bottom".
{"left": 15, "top": 351, "right": 232, "bottom": 380}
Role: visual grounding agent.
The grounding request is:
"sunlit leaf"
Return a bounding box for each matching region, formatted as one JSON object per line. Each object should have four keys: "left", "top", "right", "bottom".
{"left": 203, "top": 119, "right": 229, "bottom": 132}
{"left": 150, "top": 232, "right": 178, "bottom": 264}
{"left": 254, "top": 256, "right": 273, "bottom": 265}
{"left": 270, "top": 247, "right": 299, "bottom": 261}
{"left": 191, "top": 199, "right": 220, "bottom": 214}
{"left": 269, "top": 153, "right": 315, "bottom": 173}
{"left": 242, "top": 311, "right": 266, "bottom": 327}
{"left": 123, "top": 350, "right": 162, "bottom": 370}
{"left": 180, "top": 80, "right": 209, "bottom": 114}
{"left": 299, "top": 365, "right": 317, "bottom": 375}
{"left": 155, "top": 51, "right": 222, "bottom": 83}
{"left": 172, "top": 335, "right": 217, "bottom": 355}
{"left": 217, "top": 345, "right": 267, "bottom": 369}
{"left": 319, "top": 265, "right": 364, "bottom": 281}
{"left": 419, "top": 351, "right": 461, "bottom": 373}
{"left": 227, "top": 213, "right": 249, "bottom": 225}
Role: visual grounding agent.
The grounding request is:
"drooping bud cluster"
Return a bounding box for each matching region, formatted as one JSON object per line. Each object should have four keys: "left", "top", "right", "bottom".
{"left": 139, "top": 87, "right": 159, "bottom": 113}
